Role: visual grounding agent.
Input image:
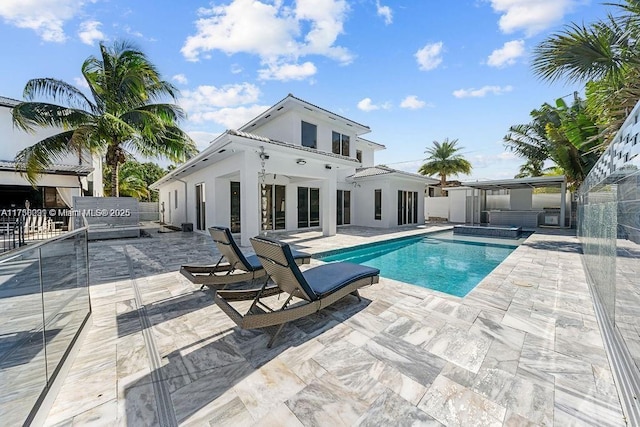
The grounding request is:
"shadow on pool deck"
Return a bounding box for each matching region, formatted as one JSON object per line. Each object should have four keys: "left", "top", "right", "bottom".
{"left": 43, "top": 225, "right": 627, "bottom": 426}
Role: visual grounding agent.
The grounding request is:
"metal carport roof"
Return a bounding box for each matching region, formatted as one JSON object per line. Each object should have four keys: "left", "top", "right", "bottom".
{"left": 461, "top": 175, "right": 566, "bottom": 191}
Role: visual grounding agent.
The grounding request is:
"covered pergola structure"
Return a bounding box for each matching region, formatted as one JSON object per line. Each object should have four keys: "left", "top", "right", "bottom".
{"left": 459, "top": 175, "right": 568, "bottom": 228}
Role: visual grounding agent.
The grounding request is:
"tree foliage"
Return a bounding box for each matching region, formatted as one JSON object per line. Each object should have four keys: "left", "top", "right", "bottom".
{"left": 12, "top": 40, "right": 198, "bottom": 195}
{"left": 103, "top": 159, "right": 166, "bottom": 201}
{"left": 504, "top": 95, "right": 601, "bottom": 190}
{"left": 532, "top": 0, "right": 640, "bottom": 148}
{"left": 418, "top": 138, "right": 472, "bottom": 188}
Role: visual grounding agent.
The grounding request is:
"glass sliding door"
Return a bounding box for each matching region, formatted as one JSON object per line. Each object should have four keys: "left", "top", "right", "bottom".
{"left": 262, "top": 184, "right": 286, "bottom": 231}
{"left": 298, "top": 187, "right": 309, "bottom": 228}
{"left": 310, "top": 188, "right": 320, "bottom": 227}
{"left": 274, "top": 185, "right": 286, "bottom": 230}
{"left": 195, "top": 183, "right": 206, "bottom": 230}
{"left": 230, "top": 181, "right": 241, "bottom": 233}
{"left": 398, "top": 190, "right": 419, "bottom": 225}
{"left": 337, "top": 190, "right": 343, "bottom": 225}
{"left": 337, "top": 190, "right": 351, "bottom": 225}
{"left": 298, "top": 187, "right": 320, "bottom": 228}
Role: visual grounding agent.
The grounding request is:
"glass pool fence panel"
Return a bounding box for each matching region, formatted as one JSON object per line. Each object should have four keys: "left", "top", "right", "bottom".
{"left": 577, "top": 100, "right": 640, "bottom": 423}
{"left": 0, "top": 228, "right": 90, "bottom": 425}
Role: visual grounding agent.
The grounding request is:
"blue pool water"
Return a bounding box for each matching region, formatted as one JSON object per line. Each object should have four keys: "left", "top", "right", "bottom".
{"left": 317, "top": 231, "right": 518, "bottom": 297}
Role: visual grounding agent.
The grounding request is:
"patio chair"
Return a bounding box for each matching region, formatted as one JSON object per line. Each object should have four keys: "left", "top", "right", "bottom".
{"left": 180, "top": 226, "right": 311, "bottom": 290}
{"left": 214, "top": 235, "right": 380, "bottom": 347}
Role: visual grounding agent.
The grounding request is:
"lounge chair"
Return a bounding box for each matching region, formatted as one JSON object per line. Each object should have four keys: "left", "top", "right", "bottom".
{"left": 214, "top": 235, "right": 380, "bottom": 347}
{"left": 180, "top": 226, "right": 311, "bottom": 290}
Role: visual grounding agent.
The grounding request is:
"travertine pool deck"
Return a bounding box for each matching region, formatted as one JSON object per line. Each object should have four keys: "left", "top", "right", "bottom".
{"left": 44, "top": 225, "right": 626, "bottom": 426}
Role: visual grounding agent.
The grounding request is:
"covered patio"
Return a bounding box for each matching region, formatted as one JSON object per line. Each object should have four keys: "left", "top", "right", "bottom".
{"left": 456, "top": 175, "right": 569, "bottom": 228}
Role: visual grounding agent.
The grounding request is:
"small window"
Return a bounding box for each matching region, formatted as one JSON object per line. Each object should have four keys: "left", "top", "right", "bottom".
{"left": 301, "top": 121, "right": 317, "bottom": 148}
{"left": 374, "top": 189, "right": 382, "bottom": 220}
{"left": 356, "top": 150, "right": 362, "bottom": 163}
{"left": 174, "top": 189, "right": 178, "bottom": 209}
{"left": 332, "top": 131, "right": 350, "bottom": 156}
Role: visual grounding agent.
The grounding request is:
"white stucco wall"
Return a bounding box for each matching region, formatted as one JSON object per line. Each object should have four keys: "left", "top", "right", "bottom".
{"left": 448, "top": 188, "right": 469, "bottom": 223}
{"left": 510, "top": 188, "right": 533, "bottom": 210}
{"left": 425, "top": 196, "right": 450, "bottom": 219}
{"left": 249, "top": 109, "right": 361, "bottom": 160}
{"left": 351, "top": 175, "right": 425, "bottom": 228}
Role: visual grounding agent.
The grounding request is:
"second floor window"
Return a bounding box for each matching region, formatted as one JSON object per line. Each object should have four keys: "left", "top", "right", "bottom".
{"left": 301, "top": 121, "right": 317, "bottom": 148}
{"left": 332, "top": 131, "right": 350, "bottom": 156}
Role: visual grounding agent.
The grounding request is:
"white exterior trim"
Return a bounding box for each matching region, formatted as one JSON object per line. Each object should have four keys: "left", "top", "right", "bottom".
{"left": 152, "top": 94, "right": 437, "bottom": 245}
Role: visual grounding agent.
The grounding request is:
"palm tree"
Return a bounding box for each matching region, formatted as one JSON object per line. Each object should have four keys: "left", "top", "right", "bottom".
{"left": 532, "top": 0, "right": 640, "bottom": 146}
{"left": 12, "top": 40, "right": 198, "bottom": 196}
{"left": 504, "top": 96, "right": 601, "bottom": 189}
{"left": 418, "top": 138, "right": 472, "bottom": 189}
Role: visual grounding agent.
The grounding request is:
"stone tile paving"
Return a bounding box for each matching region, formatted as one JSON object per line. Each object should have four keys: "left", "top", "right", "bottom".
{"left": 43, "top": 225, "right": 627, "bottom": 426}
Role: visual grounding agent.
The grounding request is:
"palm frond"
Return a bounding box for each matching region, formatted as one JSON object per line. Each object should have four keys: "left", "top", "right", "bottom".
{"left": 23, "top": 78, "right": 97, "bottom": 113}
{"left": 14, "top": 131, "right": 77, "bottom": 185}
{"left": 12, "top": 102, "right": 95, "bottom": 132}
{"left": 532, "top": 21, "right": 627, "bottom": 84}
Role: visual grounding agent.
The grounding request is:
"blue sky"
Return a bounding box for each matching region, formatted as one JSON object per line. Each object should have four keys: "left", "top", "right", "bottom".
{"left": 0, "top": 0, "right": 611, "bottom": 180}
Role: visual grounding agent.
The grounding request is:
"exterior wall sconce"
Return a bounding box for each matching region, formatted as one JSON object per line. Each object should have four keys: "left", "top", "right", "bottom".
{"left": 296, "top": 159, "right": 306, "bottom": 165}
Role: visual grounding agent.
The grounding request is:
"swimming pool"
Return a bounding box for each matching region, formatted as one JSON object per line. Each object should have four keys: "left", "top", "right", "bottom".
{"left": 316, "top": 231, "right": 519, "bottom": 297}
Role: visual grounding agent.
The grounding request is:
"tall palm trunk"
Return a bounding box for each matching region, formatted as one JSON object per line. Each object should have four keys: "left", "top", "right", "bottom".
{"left": 111, "top": 161, "right": 119, "bottom": 197}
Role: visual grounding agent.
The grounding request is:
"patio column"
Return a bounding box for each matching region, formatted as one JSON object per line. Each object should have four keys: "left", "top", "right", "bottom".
{"left": 560, "top": 179, "right": 567, "bottom": 227}
{"left": 240, "top": 152, "right": 260, "bottom": 246}
{"left": 321, "top": 171, "right": 337, "bottom": 237}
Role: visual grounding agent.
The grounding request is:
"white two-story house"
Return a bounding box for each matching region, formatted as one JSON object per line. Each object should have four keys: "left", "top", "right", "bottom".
{"left": 151, "top": 94, "right": 437, "bottom": 246}
{"left": 0, "top": 96, "right": 102, "bottom": 211}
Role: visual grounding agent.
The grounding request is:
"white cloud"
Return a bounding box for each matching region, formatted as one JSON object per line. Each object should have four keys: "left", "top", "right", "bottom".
{"left": 180, "top": 83, "right": 261, "bottom": 110}
{"left": 258, "top": 61, "right": 317, "bottom": 81}
{"left": 0, "top": 0, "right": 85, "bottom": 42}
{"left": 453, "top": 85, "right": 513, "bottom": 98}
{"left": 489, "top": 0, "right": 579, "bottom": 37}
{"left": 487, "top": 40, "right": 525, "bottom": 67}
{"left": 187, "top": 130, "right": 223, "bottom": 151}
{"left": 192, "top": 105, "right": 271, "bottom": 129}
{"left": 78, "top": 20, "right": 104, "bottom": 45}
{"left": 179, "top": 83, "right": 268, "bottom": 128}
{"left": 376, "top": 1, "right": 392, "bottom": 25}
{"left": 73, "top": 77, "right": 89, "bottom": 88}
{"left": 172, "top": 74, "right": 188, "bottom": 84}
{"left": 415, "top": 42, "right": 443, "bottom": 71}
{"left": 181, "top": 0, "right": 352, "bottom": 80}
{"left": 400, "top": 95, "right": 427, "bottom": 110}
{"left": 357, "top": 97, "right": 391, "bottom": 112}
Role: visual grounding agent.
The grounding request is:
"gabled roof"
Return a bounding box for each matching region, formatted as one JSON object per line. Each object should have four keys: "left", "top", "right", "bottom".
{"left": 350, "top": 165, "right": 439, "bottom": 183}
{"left": 151, "top": 129, "right": 360, "bottom": 188}
{"left": 356, "top": 137, "right": 386, "bottom": 150}
{"left": 0, "top": 160, "right": 93, "bottom": 176}
{"left": 228, "top": 130, "right": 360, "bottom": 162}
{"left": 239, "top": 93, "right": 371, "bottom": 135}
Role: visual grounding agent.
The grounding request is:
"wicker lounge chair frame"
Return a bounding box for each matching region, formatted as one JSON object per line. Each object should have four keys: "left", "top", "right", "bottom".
{"left": 214, "top": 235, "right": 380, "bottom": 347}
{"left": 180, "top": 226, "right": 310, "bottom": 290}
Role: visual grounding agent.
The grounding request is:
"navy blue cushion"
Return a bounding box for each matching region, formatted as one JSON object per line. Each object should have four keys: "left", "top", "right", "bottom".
{"left": 303, "top": 263, "right": 379, "bottom": 299}
{"left": 244, "top": 254, "right": 264, "bottom": 271}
